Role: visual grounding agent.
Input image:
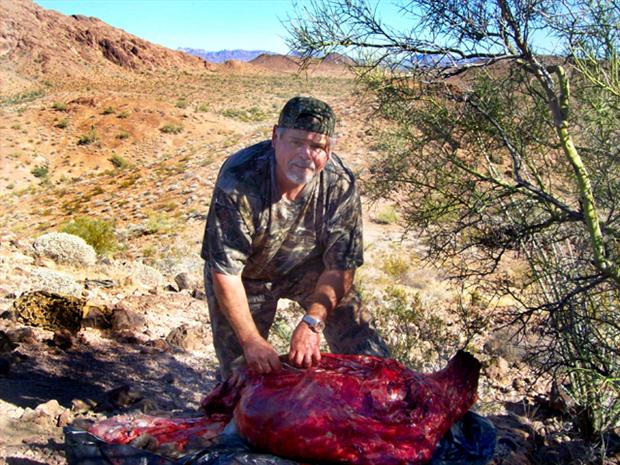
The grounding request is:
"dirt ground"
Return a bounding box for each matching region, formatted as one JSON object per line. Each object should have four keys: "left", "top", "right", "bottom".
{"left": 1, "top": 62, "right": 619, "bottom": 465}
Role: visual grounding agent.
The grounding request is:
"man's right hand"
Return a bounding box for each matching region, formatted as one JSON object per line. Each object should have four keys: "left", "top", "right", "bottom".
{"left": 243, "top": 335, "right": 281, "bottom": 374}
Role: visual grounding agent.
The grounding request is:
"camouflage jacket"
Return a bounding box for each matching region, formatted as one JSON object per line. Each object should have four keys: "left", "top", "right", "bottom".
{"left": 201, "top": 140, "right": 363, "bottom": 281}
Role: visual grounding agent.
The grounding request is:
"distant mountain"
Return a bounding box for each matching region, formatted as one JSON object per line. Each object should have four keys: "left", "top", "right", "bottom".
{"left": 178, "top": 48, "right": 277, "bottom": 63}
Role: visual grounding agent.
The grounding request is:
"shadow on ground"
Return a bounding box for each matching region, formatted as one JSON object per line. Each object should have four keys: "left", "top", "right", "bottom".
{"left": 0, "top": 335, "right": 217, "bottom": 412}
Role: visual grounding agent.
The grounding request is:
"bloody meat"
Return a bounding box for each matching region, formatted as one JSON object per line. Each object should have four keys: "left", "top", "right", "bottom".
{"left": 202, "top": 350, "right": 480, "bottom": 465}
{"left": 89, "top": 351, "right": 480, "bottom": 465}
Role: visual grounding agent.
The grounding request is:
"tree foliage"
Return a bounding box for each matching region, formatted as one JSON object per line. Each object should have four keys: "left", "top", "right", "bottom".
{"left": 288, "top": 0, "right": 620, "bottom": 436}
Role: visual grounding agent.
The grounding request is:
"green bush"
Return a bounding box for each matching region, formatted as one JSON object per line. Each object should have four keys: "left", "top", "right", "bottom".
{"left": 373, "top": 205, "right": 400, "bottom": 225}
{"left": 31, "top": 163, "right": 49, "bottom": 178}
{"left": 55, "top": 118, "right": 69, "bottom": 129}
{"left": 2, "top": 89, "right": 45, "bottom": 105}
{"left": 61, "top": 216, "right": 117, "bottom": 255}
{"left": 160, "top": 123, "right": 183, "bottom": 134}
{"left": 102, "top": 106, "right": 115, "bottom": 115}
{"left": 221, "top": 106, "right": 268, "bottom": 122}
{"left": 51, "top": 101, "right": 67, "bottom": 112}
{"left": 195, "top": 102, "right": 210, "bottom": 112}
{"left": 116, "top": 130, "right": 129, "bottom": 140}
{"left": 117, "top": 110, "right": 130, "bottom": 119}
{"left": 77, "top": 126, "right": 98, "bottom": 145}
{"left": 175, "top": 99, "right": 188, "bottom": 109}
{"left": 109, "top": 153, "right": 130, "bottom": 169}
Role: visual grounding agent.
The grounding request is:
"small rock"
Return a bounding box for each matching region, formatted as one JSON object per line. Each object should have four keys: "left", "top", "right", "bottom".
{"left": 174, "top": 272, "right": 193, "bottom": 291}
{"left": 82, "top": 304, "right": 113, "bottom": 329}
{"left": 111, "top": 305, "right": 146, "bottom": 333}
{"left": 164, "top": 284, "right": 179, "bottom": 292}
{"left": 34, "top": 399, "right": 65, "bottom": 419}
{"left": 52, "top": 329, "right": 74, "bottom": 350}
{"left": 6, "top": 327, "right": 38, "bottom": 345}
{"left": 57, "top": 409, "right": 74, "bottom": 427}
{"left": 0, "top": 310, "right": 14, "bottom": 319}
{"left": 192, "top": 289, "right": 207, "bottom": 301}
{"left": 143, "top": 338, "right": 169, "bottom": 352}
{"left": 484, "top": 356, "right": 511, "bottom": 386}
{"left": 165, "top": 324, "right": 205, "bottom": 351}
{"left": 71, "top": 398, "right": 97, "bottom": 413}
{"left": 0, "top": 330, "right": 17, "bottom": 353}
{"left": 136, "top": 398, "right": 159, "bottom": 414}
{"left": 100, "top": 384, "right": 143, "bottom": 410}
{"left": 512, "top": 377, "right": 526, "bottom": 392}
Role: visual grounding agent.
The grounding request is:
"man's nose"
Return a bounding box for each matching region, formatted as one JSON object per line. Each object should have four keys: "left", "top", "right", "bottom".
{"left": 297, "top": 143, "right": 314, "bottom": 159}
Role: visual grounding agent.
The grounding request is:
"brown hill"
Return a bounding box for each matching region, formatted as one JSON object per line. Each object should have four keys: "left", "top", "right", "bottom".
{"left": 250, "top": 54, "right": 301, "bottom": 73}
{"left": 250, "top": 53, "right": 352, "bottom": 77}
{"left": 0, "top": 0, "right": 211, "bottom": 83}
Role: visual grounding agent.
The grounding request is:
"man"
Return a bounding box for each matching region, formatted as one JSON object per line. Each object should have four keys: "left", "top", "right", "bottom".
{"left": 201, "top": 96, "right": 388, "bottom": 378}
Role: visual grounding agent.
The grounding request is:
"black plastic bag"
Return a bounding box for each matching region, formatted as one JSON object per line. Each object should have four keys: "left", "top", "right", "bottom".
{"left": 65, "top": 411, "right": 496, "bottom": 465}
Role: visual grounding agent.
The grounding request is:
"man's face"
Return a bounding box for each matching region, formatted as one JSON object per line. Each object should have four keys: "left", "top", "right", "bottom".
{"left": 272, "top": 127, "right": 331, "bottom": 186}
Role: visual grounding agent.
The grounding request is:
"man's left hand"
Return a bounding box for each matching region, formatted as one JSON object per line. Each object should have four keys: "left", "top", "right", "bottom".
{"left": 288, "top": 322, "right": 321, "bottom": 368}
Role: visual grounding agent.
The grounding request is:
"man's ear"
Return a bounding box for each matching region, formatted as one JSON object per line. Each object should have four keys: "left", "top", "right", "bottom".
{"left": 271, "top": 125, "right": 279, "bottom": 149}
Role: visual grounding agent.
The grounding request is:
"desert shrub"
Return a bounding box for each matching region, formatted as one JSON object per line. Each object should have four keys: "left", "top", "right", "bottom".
{"left": 2, "top": 89, "right": 45, "bottom": 105}
{"left": 77, "top": 127, "right": 98, "bottom": 145}
{"left": 117, "top": 110, "right": 130, "bottom": 119}
{"left": 109, "top": 153, "right": 129, "bottom": 169}
{"left": 116, "top": 130, "right": 129, "bottom": 140}
{"left": 102, "top": 106, "right": 115, "bottom": 115}
{"left": 373, "top": 286, "right": 460, "bottom": 370}
{"left": 381, "top": 253, "right": 410, "bottom": 278}
{"left": 160, "top": 123, "right": 183, "bottom": 134}
{"left": 175, "top": 99, "right": 188, "bottom": 109}
{"left": 31, "top": 163, "right": 49, "bottom": 179}
{"left": 61, "top": 216, "right": 117, "bottom": 255}
{"left": 221, "top": 106, "right": 268, "bottom": 122}
{"left": 55, "top": 118, "right": 69, "bottom": 129}
{"left": 195, "top": 102, "right": 210, "bottom": 112}
{"left": 145, "top": 212, "right": 174, "bottom": 235}
{"left": 372, "top": 205, "right": 399, "bottom": 225}
{"left": 51, "top": 101, "right": 67, "bottom": 111}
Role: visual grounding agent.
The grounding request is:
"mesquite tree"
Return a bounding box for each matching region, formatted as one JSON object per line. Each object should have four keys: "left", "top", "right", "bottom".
{"left": 287, "top": 0, "right": 619, "bottom": 435}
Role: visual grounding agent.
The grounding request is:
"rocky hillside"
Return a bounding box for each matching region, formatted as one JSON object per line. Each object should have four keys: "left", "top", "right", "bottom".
{"left": 0, "top": 0, "right": 209, "bottom": 81}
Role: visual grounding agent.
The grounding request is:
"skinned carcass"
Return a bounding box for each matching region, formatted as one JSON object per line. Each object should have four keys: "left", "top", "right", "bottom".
{"left": 202, "top": 350, "right": 481, "bottom": 465}
{"left": 86, "top": 351, "right": 482, "bottom": 465}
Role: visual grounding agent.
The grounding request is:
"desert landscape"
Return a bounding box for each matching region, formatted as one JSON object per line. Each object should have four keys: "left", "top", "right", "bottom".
{"left": 0, "top": 0, "right": 618, "bottom": 464}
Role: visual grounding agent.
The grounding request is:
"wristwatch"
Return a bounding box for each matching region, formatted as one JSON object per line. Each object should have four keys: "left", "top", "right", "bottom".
{"left": 301, "top": 314, "right": 325, "bottom": 333}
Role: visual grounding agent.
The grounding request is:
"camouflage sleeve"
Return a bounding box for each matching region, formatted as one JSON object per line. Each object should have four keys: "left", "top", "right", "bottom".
{"left": 202, "top": 188, "right": 254, "bottom": 275}
{"left": 322, "top": 178, "right": 364, "bottom": 270}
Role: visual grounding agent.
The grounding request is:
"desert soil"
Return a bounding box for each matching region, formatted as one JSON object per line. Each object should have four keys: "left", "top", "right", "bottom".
{"left": 1, "top": 46, "right": 618, "bottom": 465}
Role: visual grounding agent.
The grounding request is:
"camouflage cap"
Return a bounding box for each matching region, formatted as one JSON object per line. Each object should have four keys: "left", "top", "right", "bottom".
{"left": 278, "top": 96, "right": 336, "bottom": 137}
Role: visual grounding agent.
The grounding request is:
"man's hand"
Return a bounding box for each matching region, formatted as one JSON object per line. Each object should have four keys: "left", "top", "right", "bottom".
{"left": 289, "top": 321, "right": 321, "bottom": 368}
{"left": 243, "top": 335, "right": 281, "bottom": 374}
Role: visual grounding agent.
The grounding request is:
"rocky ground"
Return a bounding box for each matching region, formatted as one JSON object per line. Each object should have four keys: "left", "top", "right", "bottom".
{"left": 1, "top": 67, "right": 619, "bottom": 465}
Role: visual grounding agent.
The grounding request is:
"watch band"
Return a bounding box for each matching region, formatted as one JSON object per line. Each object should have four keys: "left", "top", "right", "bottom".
{"left": 302, "top": 314, "right": 325, "bottom": 333}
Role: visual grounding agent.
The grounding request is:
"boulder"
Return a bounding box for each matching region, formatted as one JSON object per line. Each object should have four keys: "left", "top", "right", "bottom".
{"left": 32, "top": 232, "right": 96, "bottom": 267}
{"left": 13, "top": 291, "right": 85, "bottom": 333}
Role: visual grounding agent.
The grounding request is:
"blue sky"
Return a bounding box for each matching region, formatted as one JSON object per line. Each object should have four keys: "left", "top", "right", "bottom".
{"left": 34, "top": 1, "right": 560, "bottom": 55}
{"left": 35, "top": 0, "right": 300, "bottom": 53}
